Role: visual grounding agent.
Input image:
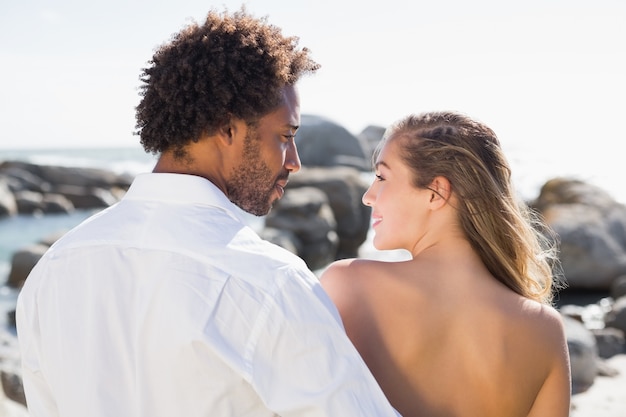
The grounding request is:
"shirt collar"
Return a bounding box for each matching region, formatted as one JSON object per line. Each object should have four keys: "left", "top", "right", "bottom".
{"left": 123, "top": 173, "right": 250, "bottom": 224}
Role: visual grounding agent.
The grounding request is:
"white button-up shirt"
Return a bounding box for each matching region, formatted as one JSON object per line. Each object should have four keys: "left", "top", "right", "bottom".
{"left": 16, "top": 173, "right": 400, "bottom": 417}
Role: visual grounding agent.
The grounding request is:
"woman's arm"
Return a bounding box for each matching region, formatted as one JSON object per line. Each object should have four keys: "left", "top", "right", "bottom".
{"left": 527, "top": 309, "right": 572, "bottom": 417}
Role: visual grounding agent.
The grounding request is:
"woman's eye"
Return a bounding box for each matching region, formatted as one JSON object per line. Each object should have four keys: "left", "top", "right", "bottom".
{"left": 375, "top": 174, "right": 385, "bottom": 181}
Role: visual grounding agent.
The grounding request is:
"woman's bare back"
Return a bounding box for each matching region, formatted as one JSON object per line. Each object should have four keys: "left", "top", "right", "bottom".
{"left": 321, "top": 256, "right": 571, "bottom": 417}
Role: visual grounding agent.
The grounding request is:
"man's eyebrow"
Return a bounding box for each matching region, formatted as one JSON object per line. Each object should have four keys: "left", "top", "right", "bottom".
{"left": 285, "top": 124, "right": 299, "bottom": 130}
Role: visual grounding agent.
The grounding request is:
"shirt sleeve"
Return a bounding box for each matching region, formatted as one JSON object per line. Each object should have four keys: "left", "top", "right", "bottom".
{"left": 246, "top": 266, "right": 401, "bottom": 417}
{"left": 16, "top": 269, "right": 61, "bottom": 417}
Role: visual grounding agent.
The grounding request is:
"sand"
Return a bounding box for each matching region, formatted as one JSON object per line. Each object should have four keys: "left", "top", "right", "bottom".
{"left": 570, "top": 353, "right": 626, "bottom": 417}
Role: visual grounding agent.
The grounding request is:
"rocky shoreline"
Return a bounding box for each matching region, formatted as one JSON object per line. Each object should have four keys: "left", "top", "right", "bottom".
{"left": 1, "top": 116, "right": 626, "bottom": 415}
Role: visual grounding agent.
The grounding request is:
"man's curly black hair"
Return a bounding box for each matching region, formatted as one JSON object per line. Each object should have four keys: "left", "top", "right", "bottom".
{"left": 134, "top": 7, "right": 320, "bottom": 155}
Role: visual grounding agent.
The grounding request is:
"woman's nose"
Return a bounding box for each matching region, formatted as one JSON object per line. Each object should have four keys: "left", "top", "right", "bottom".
{"left": 362, "top": 185, "right": 374, "bottom": 207}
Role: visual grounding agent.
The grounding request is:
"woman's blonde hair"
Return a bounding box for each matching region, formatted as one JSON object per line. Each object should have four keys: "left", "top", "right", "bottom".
{"left": 378, "top": 111, "right": 563, "bottom": 304}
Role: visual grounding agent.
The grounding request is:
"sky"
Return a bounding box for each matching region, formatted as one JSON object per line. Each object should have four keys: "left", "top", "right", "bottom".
{"left": 0, "top": 0, "right": 624, "bottom": 159}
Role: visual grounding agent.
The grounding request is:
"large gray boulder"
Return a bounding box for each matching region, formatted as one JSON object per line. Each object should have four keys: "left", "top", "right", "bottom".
{"left": 296, "top": 115, "right": 371, "bottom": 171}
{"left": 287, "top": 166, "right": 371, "bottom": 259}
{"left": 265, "top": 186, "right": 338, "bottom": 271}
{"left": 532, "top": 178, "right": 626, "bottom": 290}
{"left": 357, "top": 124, "right": 386, "bottom": 161}
{"left": 563, "top": 315, "right": 599, "bottom": 394}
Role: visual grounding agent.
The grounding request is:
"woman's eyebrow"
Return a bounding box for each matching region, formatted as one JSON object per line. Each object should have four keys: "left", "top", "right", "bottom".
{"left": 374, "top": 160, "right": 390, "bottom": 170}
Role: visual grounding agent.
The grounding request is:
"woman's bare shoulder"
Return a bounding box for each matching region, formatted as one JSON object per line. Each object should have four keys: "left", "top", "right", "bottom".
{"left": 507, "top": 297, "right": 569, "bottom": 362}
{"left": 320, "top": 258, "right": 390, "bottom": 283}
{"left": 319, "top": 259, "right": 392, "bottom": 311}
{"left": 517, "top": 298, "right": 566, "bottom": 334}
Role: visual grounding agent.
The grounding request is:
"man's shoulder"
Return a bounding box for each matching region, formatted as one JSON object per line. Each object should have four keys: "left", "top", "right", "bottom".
{"left": 222, "top": 228, "right": 312, "bottom": 276}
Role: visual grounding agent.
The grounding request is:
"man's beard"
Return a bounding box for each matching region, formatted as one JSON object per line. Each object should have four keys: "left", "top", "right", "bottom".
{"left": 226, "top": 130, "right": 285, "bottom": 216}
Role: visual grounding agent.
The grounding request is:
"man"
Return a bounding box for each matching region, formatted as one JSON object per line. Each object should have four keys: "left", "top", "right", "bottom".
{"left": 16, "top": 7, "right": 400, "bottom": 417}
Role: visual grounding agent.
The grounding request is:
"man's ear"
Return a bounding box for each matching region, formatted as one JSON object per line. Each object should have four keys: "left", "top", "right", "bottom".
{"left": 216, "top": 119, "right": 235, "bottom": 146}
{"left": 217, "top": 117, "right": 246, "bottom": 146}
{"left": 428, "top": 176, "right": 452, "bottom": 208}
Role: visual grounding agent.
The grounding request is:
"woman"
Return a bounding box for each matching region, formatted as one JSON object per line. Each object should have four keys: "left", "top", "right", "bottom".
{"left": 320, "top": 111, "right": 571, "bottom": 417}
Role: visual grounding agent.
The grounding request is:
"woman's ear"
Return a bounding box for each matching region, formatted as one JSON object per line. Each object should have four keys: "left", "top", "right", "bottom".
{"left": 428, "top": 176, "right": 452, "bottom": 208}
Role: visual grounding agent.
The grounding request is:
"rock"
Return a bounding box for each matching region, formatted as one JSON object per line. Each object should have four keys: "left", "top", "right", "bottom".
{"left": 532, "top": 178, "right": 626, "bottom": 291}
{"left": 605, "top": 296, "right": 626, "bottom": 335}
{"left": 0, "top": 329, "right": 27, "bottom": 411}
{"left": 41, "top": 193, "right": 75, "bottom": 214}
{"left": 0, "top": 160, "right": 132, "bottom": 214}
{"left": 296, "top": 115, "right": 371, "bottom": 171}
{"left": 259, "top": 227, "right": 303, "bottom": 257}
{"left": 592, "top": 327, "right": 626, "bottom": 359}
{"left": 52, "top": 184, "right": 118, "bottom": 209}
{"left": 6, "top": 243, "right": 49, "bottom": 289}
{"left": 287, "top": 166, "right": 371, "bottom": 259}
{"left": 0, "top": 160, "right": 132, "bottom": 189}
{"left": 1, "top": 373, "right": 26, "bottom": 409}
{"left": 0, "top": 165, "right": 52, "bottom": 193}
{"left": 611, "top": 275, "right": 626, "bottom": 300}
{"left": 569, "top": 354, "right": 626, "bottom": 416}
{"left": 563, "top": 315, "right": 600, "bottom": 394}
{"left": 6, "top": 311, "right": 15, "bottom": 328}
{"left": 532, "top": 178, "right": 616, "bottom": 212}
{"left": 0, "top": 179, "right": 17, "bottom": 218}
{"left": 0, "top": 380, "right": 28, "bottom": 417}
{"left": 357, "top": 124, "right": 386, "bottom": 160}
{"left": 13, "top": 190, "right": 44, "bottom": 215}
{"left": 265, "top": 186, "right": 339, "bottom": 270}
{"left": 13, "top": 190, "right": 75, "bottom": 215}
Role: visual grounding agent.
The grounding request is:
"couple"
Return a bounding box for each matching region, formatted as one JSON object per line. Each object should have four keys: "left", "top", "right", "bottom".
{"left": 16, "top": 7, "right": 571, "bottom": 417}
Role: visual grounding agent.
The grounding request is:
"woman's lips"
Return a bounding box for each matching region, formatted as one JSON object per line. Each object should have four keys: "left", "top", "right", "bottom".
{"left": 371, "top": 215, "right": 382, "bottom": 228}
